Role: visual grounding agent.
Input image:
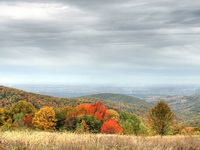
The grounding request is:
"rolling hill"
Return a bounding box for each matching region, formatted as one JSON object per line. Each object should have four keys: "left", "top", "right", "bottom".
{"left": 81, "top": 93, "right": 150, "bottom": 106}
{"left": 0, "top": 86, "right": 93, "bottom": 109}
{"left": 80, "top": 93, "right": 152, "bottom": 115}
{"left": 0, "top": 86, "right": 150, "bottom": 115}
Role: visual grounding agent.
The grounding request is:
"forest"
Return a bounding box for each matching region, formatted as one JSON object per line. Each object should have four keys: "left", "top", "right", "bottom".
{"left": 0, "top": 100, "right": 199, "bottom": 135}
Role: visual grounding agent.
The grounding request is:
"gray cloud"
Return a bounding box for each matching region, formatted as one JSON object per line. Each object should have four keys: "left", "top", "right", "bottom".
{"left": 0, "top": 0, "right": 200, "bottom": 85}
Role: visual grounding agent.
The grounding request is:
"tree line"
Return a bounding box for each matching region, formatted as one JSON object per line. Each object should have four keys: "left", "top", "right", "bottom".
{"left": 0, "top": 100, "right": 199, "bottom": 135}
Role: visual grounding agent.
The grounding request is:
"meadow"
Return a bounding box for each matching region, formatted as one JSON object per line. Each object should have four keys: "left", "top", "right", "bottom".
{"left": 0, "top": 130, "right": 200, "bottom": 150}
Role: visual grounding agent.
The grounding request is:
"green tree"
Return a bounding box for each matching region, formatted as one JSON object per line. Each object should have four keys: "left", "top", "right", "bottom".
{"left": 10, "top": 100, "right": 36, "bottom": 116}
{"left": 76, "top": 115, "right": 102, "bottom": 133}
{"left": 56, "top": 106, "right": 78, "bottom": 130}
{"left": 13, "top": 113, "right": 25, "bottom": 128}
{"left": 147, "top": 101, "right": 175, "bottom": 136}
{"left": 120, "top": 112, "right": 147, "bottom": 135}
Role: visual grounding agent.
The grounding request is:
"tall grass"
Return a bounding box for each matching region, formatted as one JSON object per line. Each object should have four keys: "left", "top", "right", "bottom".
{"left": 0, "top": 130, "right": 200, "bottom": 150}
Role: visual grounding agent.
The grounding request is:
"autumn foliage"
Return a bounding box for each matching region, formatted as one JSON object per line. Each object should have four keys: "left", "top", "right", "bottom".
{"left": 76, "top": 104, "right": 90, "bottom": 115}
{"left": 32, "top": 107, "right": 57, "bottom": 131}
{"left": 10, "top": 100, "right": 36, "bottom": 116}
{"left": 2, "top": 99, "right": 194, "bottom": 136}
{"left": 147, "top": 101, "right": 175, "bottom": 136}
{"left": 76, "top": 102, "right": 108, "bottom": 121}
{"left": 101, "top": 120, "right": 123, "bottom": 134}
{"left": 88, "top": 102, "right": 108, "bottom": 121}
{"left": 23, "top": 115, "right": 33, "bottom": 127}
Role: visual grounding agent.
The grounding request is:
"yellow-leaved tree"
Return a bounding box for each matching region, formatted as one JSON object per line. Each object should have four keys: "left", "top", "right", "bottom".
{"left": 105, "top": 109, "right": 119, "bottom": 121}
{"left": 0, "top": 108, "right": 13, "bottom": 129}
{"left": 33, "top": 107, "right": 57, "bottom": 131}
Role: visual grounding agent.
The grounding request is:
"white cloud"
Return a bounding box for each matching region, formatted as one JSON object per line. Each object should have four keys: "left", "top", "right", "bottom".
{"left": 0, "top": 3, "right": 69, "bottom": 21}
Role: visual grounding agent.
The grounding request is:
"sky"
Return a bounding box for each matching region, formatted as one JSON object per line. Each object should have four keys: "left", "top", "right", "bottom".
{"left": 0, "top": 0, "right": 200, "bottom": 86}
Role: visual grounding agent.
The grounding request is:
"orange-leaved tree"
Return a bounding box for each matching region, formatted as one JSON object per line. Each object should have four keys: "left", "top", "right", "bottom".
{"left": 76, "top": 104, "right": 90, "bottom": 116}
{"left": 101, "top": 120, "right": 123, "bottom": 134}
{"left": 33, "top": 107, "right": 57, "bottom": 131}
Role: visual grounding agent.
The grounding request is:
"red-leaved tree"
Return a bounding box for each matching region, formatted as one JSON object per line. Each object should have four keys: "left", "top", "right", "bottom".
{"left": 101, "top": 120, "right": 123, "bottom": 134}
{"left": 89, "top": 102, "right": 107, "bottom": 121}
{"left": 23, "top": 115, "right": 33, "bottom": 127}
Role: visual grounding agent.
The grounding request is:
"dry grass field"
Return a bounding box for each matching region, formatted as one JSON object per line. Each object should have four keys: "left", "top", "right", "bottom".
{"left": 0, "top": 130, "right": 200, "bottom": 150}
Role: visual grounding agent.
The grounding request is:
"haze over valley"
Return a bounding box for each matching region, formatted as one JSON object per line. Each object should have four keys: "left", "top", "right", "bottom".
{"left": 6, "top": 84, "right": 200, "bottom": 98}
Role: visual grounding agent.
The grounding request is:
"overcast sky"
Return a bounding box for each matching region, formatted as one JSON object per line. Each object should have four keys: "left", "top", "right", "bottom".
{"left": 0, "top": 0, "right": 200, "bottom": 86}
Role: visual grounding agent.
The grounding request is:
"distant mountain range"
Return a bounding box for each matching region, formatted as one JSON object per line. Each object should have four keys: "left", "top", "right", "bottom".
{"left": 0, "top": 85, "right": 199, "bottom": 126}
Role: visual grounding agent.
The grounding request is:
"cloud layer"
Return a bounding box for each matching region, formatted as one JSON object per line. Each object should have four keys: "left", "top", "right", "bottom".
{"left": 0, "top": 0, "right": 200, "bottom": 85}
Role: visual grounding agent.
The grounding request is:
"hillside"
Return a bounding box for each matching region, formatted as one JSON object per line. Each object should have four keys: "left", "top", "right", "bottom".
{"left": 145, "top": 95, "right": 200, "bottom": 126}
{"left": 81, "top": 93, "right": 150, "bottom": 106}
{"left": 145, "top": 95, "right": 200, "bottom": 110}
{"left": 81, "top": 97, "right": 150, "bottom": 116}
{"left": 0, "top": 86, "right": 149, "bottom": 115}
{"left": 179, "top": 103, "right": 200, "bottom": 126}
{"left": 80, "top": 93, "right": 151, "bottom": 115}
{"left": 0, "top": 86, "right": 94, "bottom": 109}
